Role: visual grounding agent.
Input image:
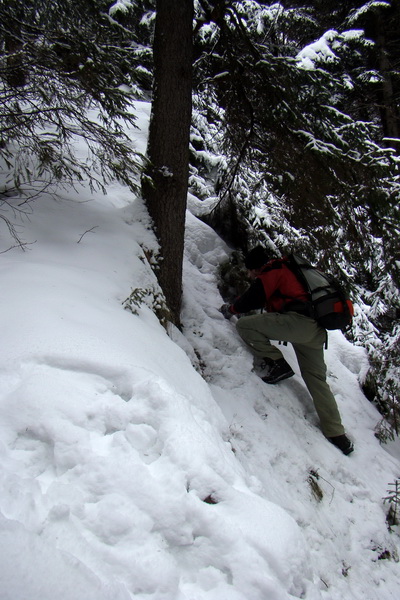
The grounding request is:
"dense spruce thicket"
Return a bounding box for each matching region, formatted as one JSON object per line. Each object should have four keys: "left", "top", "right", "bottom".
{"left": 0, "top": 0, "right": 148, "bottom": 244}
{"left": 189, "top": 0, "right": 400, "bottom": 439}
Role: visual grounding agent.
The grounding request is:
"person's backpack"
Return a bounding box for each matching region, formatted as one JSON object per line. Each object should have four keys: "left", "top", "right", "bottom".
{"left": 286, "top": 253, "right": 354, "bottom": 331}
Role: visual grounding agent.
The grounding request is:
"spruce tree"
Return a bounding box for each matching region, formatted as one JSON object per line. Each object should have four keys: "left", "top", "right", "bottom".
{"left": 141, "top": 0, "right": 193, "bottom": 326}
{"left": 0, "top": 0, "right": 143, "bottom": 213}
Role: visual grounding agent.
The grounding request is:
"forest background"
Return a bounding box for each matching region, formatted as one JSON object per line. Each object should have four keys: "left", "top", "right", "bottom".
{"left": 0, "top": 0, "right": 399, "bottom": 439}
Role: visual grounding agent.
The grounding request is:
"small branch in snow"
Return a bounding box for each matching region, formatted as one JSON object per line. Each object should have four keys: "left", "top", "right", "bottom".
{"left": 77, "top": 226, "right": 99, "bottom": 243}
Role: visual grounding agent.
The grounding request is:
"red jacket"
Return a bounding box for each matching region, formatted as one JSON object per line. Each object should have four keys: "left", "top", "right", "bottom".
{"left": 231, "top": 258, "right": 309, "bottom": 314}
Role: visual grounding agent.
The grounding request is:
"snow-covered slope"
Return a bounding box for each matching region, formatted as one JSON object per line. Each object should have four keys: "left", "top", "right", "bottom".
{"left": 0, "top": 101, "right": 399, "bottom": 600}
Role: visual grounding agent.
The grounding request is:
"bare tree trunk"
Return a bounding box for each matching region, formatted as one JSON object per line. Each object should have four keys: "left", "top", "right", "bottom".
{"left": 142, "top": 0, "right": 193, "bottom": 326}
{"left": 376, "top": 17, "right": 399, "bottom": 148}
{"left": 366, "top": 6, "right": 400, "bottom": 151}
{"left": 5, "top": 0, "right": 26, "bottom": 88}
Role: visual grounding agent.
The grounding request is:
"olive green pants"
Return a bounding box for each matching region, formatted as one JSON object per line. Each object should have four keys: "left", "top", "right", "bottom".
{"left": 236, "top": 311, "right": 345, "bottom": 437}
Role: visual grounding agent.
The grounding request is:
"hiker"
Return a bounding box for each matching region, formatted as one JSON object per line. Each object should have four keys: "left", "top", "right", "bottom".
{"left": 220, "top": 246, "right": 354, "bottom": 455}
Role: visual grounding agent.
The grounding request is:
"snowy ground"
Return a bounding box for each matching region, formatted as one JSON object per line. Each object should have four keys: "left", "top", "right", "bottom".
{"left": 0, "top": 101, "right": 399, "bottom": 600}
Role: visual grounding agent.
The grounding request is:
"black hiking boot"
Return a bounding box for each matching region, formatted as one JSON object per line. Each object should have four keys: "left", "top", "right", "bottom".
{"left": 261, "top": 358, "right": 294, "bottom": 384}
{"left": 328, "top": 434, "right": 354, "bottom": 455}
{"left": 255, "top": 357, "right": 275, "bottom": 375}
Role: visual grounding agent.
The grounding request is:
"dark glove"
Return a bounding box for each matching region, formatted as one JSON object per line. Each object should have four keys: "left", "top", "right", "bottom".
{"left": 220, "top": 303, "right": 235, "bottom": 320}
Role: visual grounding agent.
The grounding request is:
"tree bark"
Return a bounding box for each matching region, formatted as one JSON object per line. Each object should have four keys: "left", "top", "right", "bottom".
{"left": 142, "top": 0, "right": 193, "bottom": 326}
{"left": 375, "top": 13, "right": 399, "bottom": 149}
{"left": 5, "top": 0, "right": 27, "bottom": 88}
{"left": 365, "top": 4, "right": 400, "bottom": 151}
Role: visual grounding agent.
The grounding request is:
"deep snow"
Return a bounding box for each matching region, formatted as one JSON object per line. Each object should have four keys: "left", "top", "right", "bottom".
{"left": 0, "top": 101, "right": 399, "bottom": 600}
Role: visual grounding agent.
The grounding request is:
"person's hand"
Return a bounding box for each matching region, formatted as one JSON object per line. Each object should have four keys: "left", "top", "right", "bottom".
{"left": 220, "top": 303, "right": 234, "bottom": 320}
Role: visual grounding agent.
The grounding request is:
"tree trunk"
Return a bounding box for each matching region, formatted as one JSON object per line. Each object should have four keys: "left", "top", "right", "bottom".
{"left": 365, "top": 5, "right": 400, "bottom": 152}
{"left": 142, "top": 0, "right": 193, "bottom": 326}
{"left": 5, "top": 0, "right": 27, "bottom": 88}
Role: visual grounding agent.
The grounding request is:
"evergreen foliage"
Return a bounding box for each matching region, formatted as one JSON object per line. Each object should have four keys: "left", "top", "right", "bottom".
{"left": 384, "top": 479, "right": 400, "bottom": 527}
{"left": 0, "top": 0, "right": 145, "bottom": 244}
{"left": 191, "top": 1, "right": 400, "bottom": 436}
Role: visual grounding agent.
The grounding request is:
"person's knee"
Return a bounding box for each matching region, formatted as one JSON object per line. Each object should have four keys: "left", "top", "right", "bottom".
{"left": 235, "top": 316, "right": 248, "bottom": 339}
